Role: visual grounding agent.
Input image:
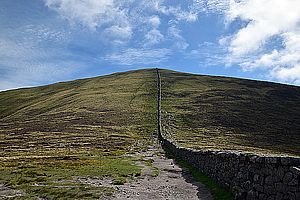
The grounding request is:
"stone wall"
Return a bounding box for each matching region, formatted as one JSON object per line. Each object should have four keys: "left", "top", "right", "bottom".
{"left": 156, "top": 69, "right": 300, "bottom": 200}
{"left": 161, "top": 137, "right": 300, "bottom": 200}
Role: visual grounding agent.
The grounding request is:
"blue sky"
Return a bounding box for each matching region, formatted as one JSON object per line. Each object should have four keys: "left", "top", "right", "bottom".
{"left": 1, "top": 0, "right": 300, "bottom": 91}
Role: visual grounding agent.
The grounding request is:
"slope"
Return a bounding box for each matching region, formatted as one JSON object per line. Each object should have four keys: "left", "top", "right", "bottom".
{"left": 0, "top": 69, "right": 157, "bottom": 199}
{"left": 159, "top": 69, "right": 300, "bottom": 156}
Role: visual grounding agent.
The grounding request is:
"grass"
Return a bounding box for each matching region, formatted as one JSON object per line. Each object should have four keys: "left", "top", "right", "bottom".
{"left": 160, "top": 69, "right": 300, "bottom": 156}
{"left": 164, "top": 148, "right": 234, "bottom": 200}
{"left": 143, "top": 158, "right": 160, "bottom": 177}
{"left": 0, "top": 149, "right": 142, "bottom": 198}
{"left": 1, "top": 68, "right": 300, "bottom": 198}
{"left": 0, "top": 69, "right": 157, "bottom": 199}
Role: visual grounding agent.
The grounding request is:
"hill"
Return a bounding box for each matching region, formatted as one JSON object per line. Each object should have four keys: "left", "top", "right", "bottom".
{"left": 0, "top": 69, "right": 157, "bottom": 199}
{"left": 1, "top": 68, "right": 300, "bottom": 198}
{"left": 0, "top": 69, "right": 156, "bottom": 155}
{"left": 159, "top": 69, "right": 300, "bottom": 156}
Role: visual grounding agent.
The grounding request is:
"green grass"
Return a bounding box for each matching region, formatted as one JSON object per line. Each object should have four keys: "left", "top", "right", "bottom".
{"left": 1, "top": 68, "right": 300, "bottom": 198}
{"left": 0, "top": 69, "right": 157, "bottom": 199}
{"left": 160, "top": 69, "right": 300, "bottom": 156}
{"left": 143, "top": 158, "right": 160, "bottom": 177}
{"left": 0, "top": 155, "right": 142, "bottom": 199}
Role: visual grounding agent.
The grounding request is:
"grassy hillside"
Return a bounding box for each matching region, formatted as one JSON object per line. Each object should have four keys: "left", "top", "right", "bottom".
{"left": 160, "top": 69, "right": 300, "bottom": 156}
{"left": 0, "top": 69, "right": 157, "bottom": 199}
{"left": 1, "top": 68, "right": 300, "bottom": 198}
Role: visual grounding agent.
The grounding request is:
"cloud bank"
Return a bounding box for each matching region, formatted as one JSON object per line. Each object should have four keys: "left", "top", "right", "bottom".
{"left": 221, "top": 0, "right": 300, "bottom": 84}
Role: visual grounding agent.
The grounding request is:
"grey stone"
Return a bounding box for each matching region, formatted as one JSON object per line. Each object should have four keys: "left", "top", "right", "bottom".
{"left": 237, "top": 192, "right": 247, "bottom": 200}
{"left": 237, "top": 172, "right": 243, "bottom": 179}
{"left": 246, "top": 190, "right": 257, "bottom": 200}
{"left": 290, "top": 158, "right": 300, "bottom": 166}
{"left": 283, "top": 172, "right": 293, "bottom": 184}
{"left": 256, "top": 157, "right": 265, "bottom": 163}
{"left": 287, "top": 192, "right": 296, "bottom": 200}
{"left": 267, "top": 195, "right": 275, "bottom": 200}
{"left": 275, "top": 182, "right": 286, "bottom": 193}
{"left": 250, "top": 156, "right": 257, "bottom": 163}
{"left": 248, "top": 165, "right": 256, "bottom": 173}
{"left": 253, "top": 174, "right": 259, "bottom": 182}
{"left": 265, "top": 157, "right": 278, "bottom": 164}
{"left": 295, "top": 192, "right": 300, "bottom": 200}
{"left": 288, "top": 178, "right": 298, "bottom": 186}
{"left": 264, "top": 185, "right": 276, "bottom": 195}
{"left": 243, "top": 180, "right": 251, "bottom": 191}
{"left": 262, "top": 167, "right": 273, "bottom": 175}
{"left": 161, "top": 135, "right": 300, "bottom": 200}
{"left": 276, "top": 166, "right": 285, "bottom": 181}
{"left": 265, "top": 176, "right": 274, "bottom": 185}
{"left": 259, "top": 193, "right": 267, "bottom": 200}
{"left": 287, "top": 186, "right": 297, "bottom": 192}
{"left": 281, "top": 157, "right": 290, "bottom": 165}
{"left": 290, "top": 166, "right": 300, "bottom": 176}
{"left": 253, "top": 184, "right": 264, "bottom": 192}
{"left": 275, "top": 193, "right": 283, "bottom": 200}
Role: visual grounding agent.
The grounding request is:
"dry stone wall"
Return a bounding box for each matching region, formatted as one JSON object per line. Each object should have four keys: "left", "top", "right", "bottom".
{"left": 160, "top": 137, "right": 300, "bottom": 200}
{"left": 156, "top": 69, "right": 300, "bottom": 200}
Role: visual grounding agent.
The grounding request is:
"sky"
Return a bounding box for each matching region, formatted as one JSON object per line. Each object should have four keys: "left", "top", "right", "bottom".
{"left": 1, "top": 0, "right": 300, "bottom": 91}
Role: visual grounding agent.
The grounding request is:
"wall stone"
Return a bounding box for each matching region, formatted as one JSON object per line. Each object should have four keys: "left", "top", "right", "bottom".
{"left": 160, "top": 136, "right": 300, "bottom": 200}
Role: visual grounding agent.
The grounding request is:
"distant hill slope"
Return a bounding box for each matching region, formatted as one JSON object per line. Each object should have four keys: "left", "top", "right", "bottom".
{"left": 160, "top": 69, "right": 300, "bottom": 156}
{"left": 0, "top": 69, "right": 157, "bottom": 157}
{"left": 1, "top": 68, "right": 300, "bottom": 157}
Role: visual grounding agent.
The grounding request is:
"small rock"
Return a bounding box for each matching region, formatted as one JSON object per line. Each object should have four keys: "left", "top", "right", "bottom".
{"left": 265, "top": 176, "right": 273, "bottom": 185}
{"left": 290, "top": 166, "right": 300, "bottom": 175}
{"left": 288, "top": 178, "right": 298, "bottom": 186}
{"left": 283, "top": 172, "right": 293, "bottom": 184}
{"left": 275, "top": 192, "right": 283, "bottom": 200}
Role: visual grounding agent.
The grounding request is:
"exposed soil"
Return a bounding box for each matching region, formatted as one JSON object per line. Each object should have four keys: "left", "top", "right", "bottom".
{"left": 108, "top": 145, "right": 213, "bottom": 200}
{"left": 0, "top": 184, "right": 24, "bottom": 199}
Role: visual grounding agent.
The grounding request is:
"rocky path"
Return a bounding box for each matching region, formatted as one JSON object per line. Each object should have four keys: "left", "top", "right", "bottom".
{"left": 109, "top": 145, "right": 213, "bottom": 200}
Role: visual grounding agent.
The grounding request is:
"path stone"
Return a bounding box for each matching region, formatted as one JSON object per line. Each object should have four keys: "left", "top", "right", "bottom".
{"left": 0, "top": 184, "right": 24, "bottom": 198}
{"left": 108, "top": 145, "right": 213, "bottom": 200}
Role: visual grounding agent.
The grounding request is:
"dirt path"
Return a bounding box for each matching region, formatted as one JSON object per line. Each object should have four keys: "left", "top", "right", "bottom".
{"left": 108, "top": 145, "right": 213, "bottom": 200}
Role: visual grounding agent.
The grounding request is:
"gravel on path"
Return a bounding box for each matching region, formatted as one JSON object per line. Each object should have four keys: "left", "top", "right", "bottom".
{"left": 109, "top": 145, "right": 213, "bottom": 200}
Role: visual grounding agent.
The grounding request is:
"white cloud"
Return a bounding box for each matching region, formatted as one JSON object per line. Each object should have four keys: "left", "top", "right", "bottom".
{"left": 44, "top": 0, "right": 132, "bottom": 44}
{"left": 168, "top": 25, "right": 189, "bottom": 50}
{"left": 159, "top": 6, "right": 198, "bottom": 22}
{"left": 101, "top": 25, "right": 132, "bottom": 45}
{"left": 271, "top": 65, "right": 300, "bottom": 85}
{"left": 212, "top": 0, "right": 300, "bottom": 84}
{"left": 148, "top": 15, "right": 161, "bottom": 28}
{"left": 188, "top": 42, "right": 226, "bottom": 66}
{"left": 144, "top": 29, "right": 164, "bottom": 46}
{"left": 238, "top": 29, "right": 300, "bottom": 84}
{"left": 225, "top": 0, "right": 300, "bottom": 57}
{"left": 45, "top": 0, "right": 124, "bottom": 29}
{"left": 141, "top": 0, "right": 199, "bottom": 22}
{"left": 44, "top": 0, "right": 202, "bottom": 44}
{"left": 0, "top": 35, "right": 83, "bottom": 91}
{"left": 104, "top": 48, "right": 171, "bottom": 65}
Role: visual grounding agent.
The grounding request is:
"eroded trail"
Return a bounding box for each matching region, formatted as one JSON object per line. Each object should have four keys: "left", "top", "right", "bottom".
{"left": 109, "top": 145, "right": 213, "bottom": 200}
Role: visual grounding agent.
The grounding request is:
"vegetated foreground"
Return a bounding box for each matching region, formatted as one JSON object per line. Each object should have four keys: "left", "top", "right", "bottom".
{"left": 160, "top": 69, "right": 300, "bottom": 156}
{"left": 0, "top": 69, "right": 158, "bottom": 199}
{"left": 0, "top": 68, "right": 299, "bottom": 199}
